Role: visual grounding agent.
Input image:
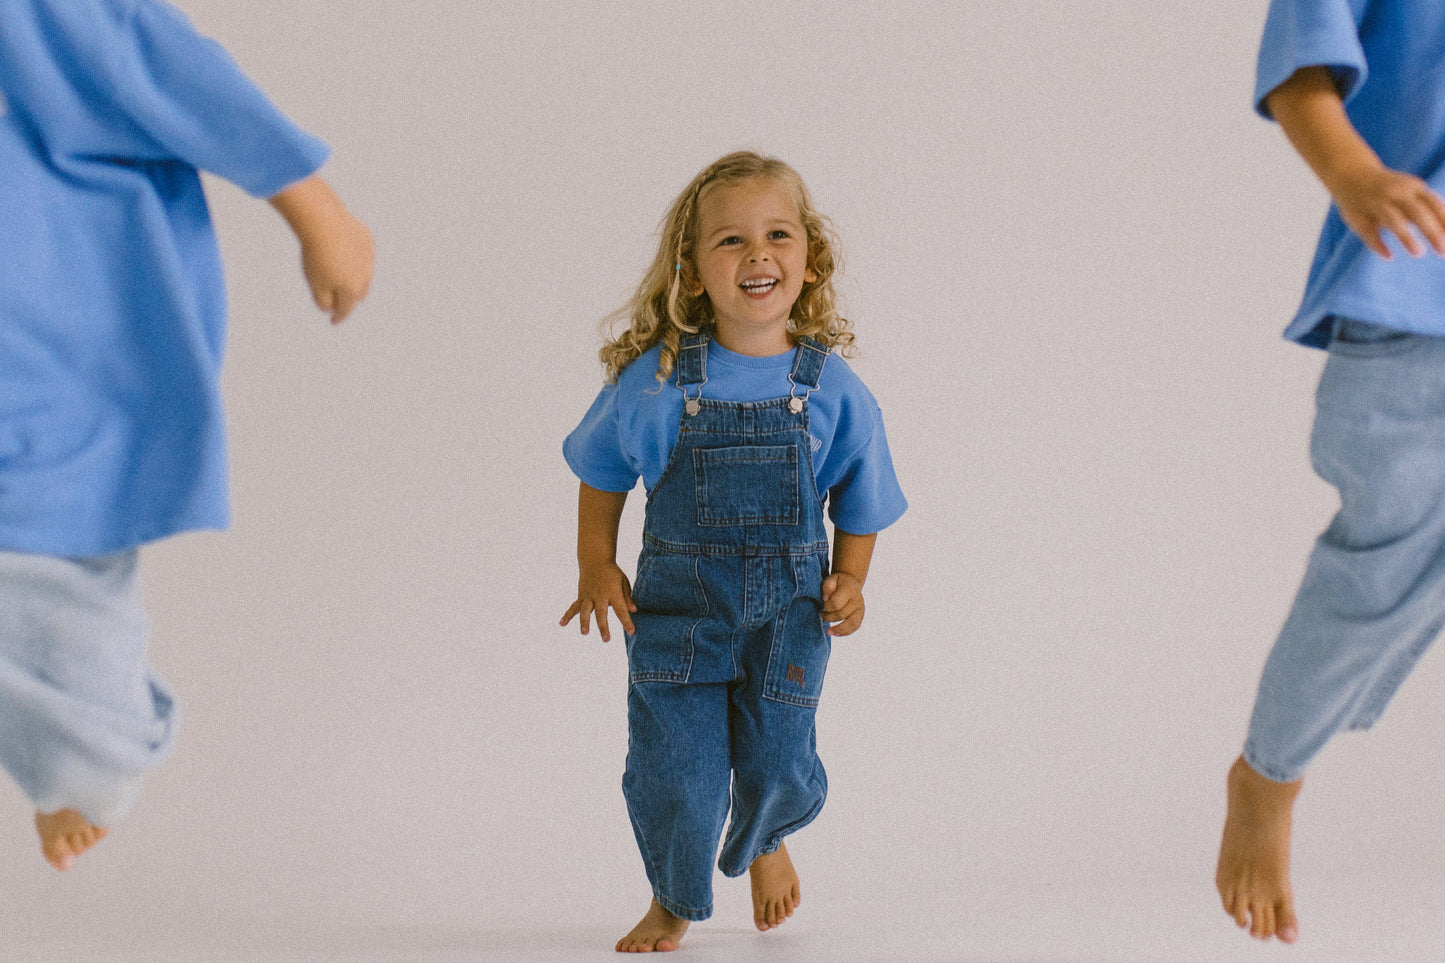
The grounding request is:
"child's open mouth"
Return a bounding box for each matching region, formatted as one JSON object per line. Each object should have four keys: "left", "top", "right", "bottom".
{"left": 740, "top": 278, "right": 779, "bottom": 297}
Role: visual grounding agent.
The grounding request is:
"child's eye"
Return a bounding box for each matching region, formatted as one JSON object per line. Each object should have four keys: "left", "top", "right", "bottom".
{"left": 718, "top": 236, "right": 741, "bottom": 246}
{"left": 769, "top": 230, "right": 793, "bottom": 240}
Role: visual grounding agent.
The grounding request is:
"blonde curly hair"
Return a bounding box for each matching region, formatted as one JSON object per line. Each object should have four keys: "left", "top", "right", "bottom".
{"left": 599, "top": 151, "right": 854, "bottom": 384}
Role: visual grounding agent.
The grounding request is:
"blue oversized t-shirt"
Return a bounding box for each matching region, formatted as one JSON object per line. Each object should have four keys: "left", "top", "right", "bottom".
{"left": 565, "top": 340, "right": 907, "bottom": 536}
{"left": 1257, "top": 0, "right": 1445, "bottom": 347}
{"left": 0, "top": 0, "right": 329, "bottom": 554}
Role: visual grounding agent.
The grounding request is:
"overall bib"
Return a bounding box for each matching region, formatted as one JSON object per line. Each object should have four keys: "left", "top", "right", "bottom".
{"left": 623, "top": 333, "right": 832, "bottom": 922}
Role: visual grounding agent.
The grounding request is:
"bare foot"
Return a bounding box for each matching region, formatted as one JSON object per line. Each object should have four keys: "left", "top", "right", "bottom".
{"left": 616, "top": 898, "right": 689, "bottom": 953}
{"left": 34, "top": 809, "right": 108, "bottom": 871}
{"left": 1216, "top": 755, "right": 1302, "bottom": 943}
{"left": 749, "top": 841, "right": 800, "bottom": 932}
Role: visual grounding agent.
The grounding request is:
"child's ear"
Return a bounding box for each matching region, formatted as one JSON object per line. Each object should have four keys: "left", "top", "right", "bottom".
{"left": 804, "top": 266, "right": 818, "bottom": 284}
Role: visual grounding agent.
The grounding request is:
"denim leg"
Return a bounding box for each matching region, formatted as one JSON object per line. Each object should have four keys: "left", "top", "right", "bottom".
{"left": 0, "top": 550, "right": 177, "bottom": 825}
{"left": 716, "top": 590, "right": 829, "bottom": 878}
{"left": 1246, "top": 329, "right": 1445, "bottom": 782}
{"left": 623, "top": 681, "right": 731, "bottom": 921}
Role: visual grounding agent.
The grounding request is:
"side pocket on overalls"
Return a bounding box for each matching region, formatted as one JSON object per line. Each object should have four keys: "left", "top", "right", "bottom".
{"left": 626, "top": 552, "right": 706, "bottom": 684}
{"left": 762, "top": 553, "right": 830, "bottom": 708}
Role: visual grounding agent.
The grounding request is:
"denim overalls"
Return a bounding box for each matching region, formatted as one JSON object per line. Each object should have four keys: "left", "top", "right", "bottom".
{"left": 622, "top": 333, "right": 832, "bottom": 922}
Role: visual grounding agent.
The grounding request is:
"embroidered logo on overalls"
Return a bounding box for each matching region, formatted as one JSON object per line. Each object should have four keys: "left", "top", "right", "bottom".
{"left": 786, "top": 663, "right": 806, "bottom": 686}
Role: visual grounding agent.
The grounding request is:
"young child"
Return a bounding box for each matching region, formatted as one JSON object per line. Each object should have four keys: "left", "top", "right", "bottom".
{"left": 560, "top": 151, "right": 905, "bottom": 952}
{"left": 1216, "top": 0, "right": 1445, "bottom": 943}
{"left": 0, "top": 0, "right": 373, "bottom": 870}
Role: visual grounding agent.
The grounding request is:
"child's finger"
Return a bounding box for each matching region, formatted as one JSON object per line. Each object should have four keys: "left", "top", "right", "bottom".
{"left": 823, "top": 593, "right": 861, "bottom": 625}
{"left": 596, "top": 608, "right": 613, "bottom": 643}
{"left": 828, "top": 608, "right": 864, "bottom": 636}
{"left": 560, "top": 600, "right": 582, "bottom": 626}
{"left": 1409, "top": 197, "right": 1445, "bottom": 254}
{"left": 1356, "top": 221, "right": 1392, "bottom": 258}
{"left": 821, "top": 587, "right": 857, "bottom": 620}
{"left": 1422, "top": 191, "right": 1445, "bottom": 252}
{"left": 615, "top": 599, "right": 636, "bottom": 635}
{"left": 311, "top": 281, "right": 336, "bottom": 314}
{"left": 578, "top": 601, "right": 593, "bottom": 635}
{"left": 331, "top": 286, "right": 363, "bottom": 323}
{"left": 1384, "top": 210, "right": 1425, "bottom": 257}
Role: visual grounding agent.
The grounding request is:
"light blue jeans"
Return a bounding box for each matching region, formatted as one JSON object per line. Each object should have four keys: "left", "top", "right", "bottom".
{"left": 1245, "top": 318, "right": 1445, "bottom": 782}
{"left": 0, "top": 549, "right": 176, "bottom": 824}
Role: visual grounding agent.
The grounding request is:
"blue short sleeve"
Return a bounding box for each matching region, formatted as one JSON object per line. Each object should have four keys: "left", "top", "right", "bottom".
{"left": 1255, "top": 0, "right": 1369, "bottom": 118}
{"left": 824, "top": 408, "right": 907, "bottom": 535}
{"left": 564, "top": 384, "right": 642, "bottom": 493}
{"left": 0, "top": 0, "right": 328, "bottom": 197}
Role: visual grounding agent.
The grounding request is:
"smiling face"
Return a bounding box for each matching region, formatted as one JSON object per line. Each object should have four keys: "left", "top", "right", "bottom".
{"left": 691, "top": 176, "right": 818, "bottom": 356}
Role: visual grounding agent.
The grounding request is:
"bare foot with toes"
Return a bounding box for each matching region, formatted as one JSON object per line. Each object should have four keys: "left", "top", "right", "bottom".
{"left": 749, "top": 841, "right": 800, "bottom": 931}
{"left": 1216, "top": 755, "right": 1301, "bottom": 943}
{"left": 35, "top": 809, "right": 108, "bottom": 871}
{"left": 616, "top": 898, "right": 689, "bottom": 953}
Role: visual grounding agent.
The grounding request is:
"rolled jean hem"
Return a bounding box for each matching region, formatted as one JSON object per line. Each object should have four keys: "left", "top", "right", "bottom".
{"left": 32, "top": 784, "right": 139, "bottom": 827}
{"left": 1242, "top": 741, "right": 1306, "bottom": 784}
{"left": 656, "top": 890, "right": 712, "bottom": 922}
{"left": 719, "top": 836, "right": 784, "bottom": 879}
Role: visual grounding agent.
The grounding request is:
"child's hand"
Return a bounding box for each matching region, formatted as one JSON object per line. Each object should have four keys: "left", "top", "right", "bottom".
{"left": 1332, "top": 165, "right": 1445, "bottom": 259}
{"left": 560, "top": 562, "right": 637, "bottom": 642}
{"left": 298, "top": 210, "right": 375, "bottom": 323}
{"left": 268, "top": 175, "right": 375, "bottom": 323}
{"left": 1266, "top": 66, "right": 1445, "bottom": 261}
{"left": 821, "top": 572, "right": 866, "bottom": 636}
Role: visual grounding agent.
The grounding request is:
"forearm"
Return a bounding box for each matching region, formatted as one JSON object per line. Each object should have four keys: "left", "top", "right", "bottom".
{"left": 578, "top": 482, "right": 629, "bottom": 567}
{"left": 831, "top": 529, "right": 876, "bottom": 584}
{"left": 1266, "top": 66, "right": 1382, "bottom": 196}
{"left": 1266, "top": 66, "right": 1445, "bottom": 259}
{"left": 268, "top": 174, "right": 352, "bottom": 243}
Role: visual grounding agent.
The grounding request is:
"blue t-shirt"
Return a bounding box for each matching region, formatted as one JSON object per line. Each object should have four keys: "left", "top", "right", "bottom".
{"left": 1257, "top": 0, "right": 1445, "bottom": 347}
{"left": 565, "top": 340, "right": 907, "bottom": 536}
{"left": 0, "top": 0, "right": 330, "bottom": 555}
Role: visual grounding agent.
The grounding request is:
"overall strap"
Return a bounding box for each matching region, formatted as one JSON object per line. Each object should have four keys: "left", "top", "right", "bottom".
{"left": 675, "top": 332, "right": 709, "bottom": 415}
{"left": 674, "top": 333, "right": 708, "bottom": 388}
{"left": 787, "top": 337, "right": 830, "bottom": 409}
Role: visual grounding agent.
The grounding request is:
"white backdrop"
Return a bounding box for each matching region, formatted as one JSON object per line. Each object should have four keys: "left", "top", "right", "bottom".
{"left": 4, "top": 2, "right": 1444, "bottom": 960}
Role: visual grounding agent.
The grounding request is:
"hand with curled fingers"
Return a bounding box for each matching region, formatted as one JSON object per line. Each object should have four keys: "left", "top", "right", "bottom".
{"left": 821, "top": 571, "right": 866, "bottom": 637}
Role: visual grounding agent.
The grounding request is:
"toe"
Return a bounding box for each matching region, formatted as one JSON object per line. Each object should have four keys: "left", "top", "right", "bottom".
{"left": 1253, "top": 903, "right": 1274, "bottom": 940}
{"left": 45, "top": 845, "right": 75, "bottom": 871}
{"left": 1277, "top": 902, "right": 1299, "bottom": 943}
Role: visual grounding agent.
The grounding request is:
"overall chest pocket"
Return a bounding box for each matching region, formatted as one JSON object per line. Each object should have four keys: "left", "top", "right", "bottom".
{"left": 692, "top": 445, "right": 799, "bottom": 527}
